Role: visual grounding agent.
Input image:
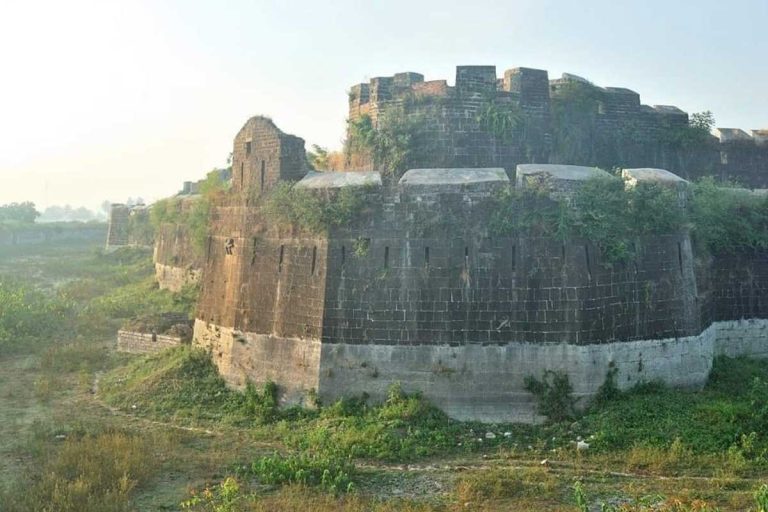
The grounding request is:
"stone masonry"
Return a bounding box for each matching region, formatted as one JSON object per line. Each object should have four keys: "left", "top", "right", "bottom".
{"left": 191, "top": 113, "right": 768, "bottom": 422}
{"left": 347, "top": 65, "right": 768, "bottom": 187}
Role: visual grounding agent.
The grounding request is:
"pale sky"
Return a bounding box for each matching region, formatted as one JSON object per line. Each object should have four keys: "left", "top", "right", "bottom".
{"left": 1, "top": 0, "right": 766, "bottom": 211}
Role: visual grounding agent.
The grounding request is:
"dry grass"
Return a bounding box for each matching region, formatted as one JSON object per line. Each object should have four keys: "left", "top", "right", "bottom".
{"left": 1, "top": 430, "right": 178, "bottom": 512}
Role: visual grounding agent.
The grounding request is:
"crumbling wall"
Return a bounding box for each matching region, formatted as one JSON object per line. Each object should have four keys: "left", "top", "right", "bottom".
{"left": 231, "top": 116, "right": 307, "bottom": 198}
{"left": 117, "top": 330, "right": 183, "bottom": 354}
{"left": 193, "top": 118, "right": 321, "bottom": 399}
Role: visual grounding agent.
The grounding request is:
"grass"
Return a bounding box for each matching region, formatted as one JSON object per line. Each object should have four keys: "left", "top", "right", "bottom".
{"left": 1, "top": 429, "right": 178, "bottom": 512}
{"left": 4, "top": 240, "right": 768, "bottom": 510}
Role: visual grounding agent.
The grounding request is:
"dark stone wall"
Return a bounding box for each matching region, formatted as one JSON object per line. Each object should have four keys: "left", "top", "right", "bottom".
{"left": 710, "top": 250, "right": 768, "bottom": 321}
{"left": 321, "top": 190, "right": 700, "bottom": 347}
{"left": 231, "top": 116, "right": 307, "bottom": 198}
{"left": 347, "top": 66, "right": 768, "bottom": 188}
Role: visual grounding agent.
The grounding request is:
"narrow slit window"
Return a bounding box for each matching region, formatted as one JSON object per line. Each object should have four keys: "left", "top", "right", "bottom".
{"left": 424, "top": 246, "right": 430, "bottom": 265}
{"left": 584, "top": 245, "right": 592, "bottom": 280}
{"left": 245, "top": 141, "right": 252, "bottom": 156}
{"left": 464, "top": 246, "right": 469, "bottom": 267}
{"left": 677, "top": 242, "right": 684, "bottom": 275}
{"left": 240, "top": 162, "right": 244, "bottom": 186}
{"left": 260, "top": 160, "right": 266, "bottom": 190}
{"left": 278, "top": 245, "right": 284, "bottom": 273}
{"left": 251, "top": 238, "right": 258, "bottom": 265}
{"left": 511, "top": 244, "right": 516, "bottom": 270}
{"left": 384, "top": 246, "right": 389, "bottom": 268}
{"left": 341, "top": 245, "right": 346, "bottom": 265}
{"left": 311, "top": 246, "right": 317, "bottom": 275}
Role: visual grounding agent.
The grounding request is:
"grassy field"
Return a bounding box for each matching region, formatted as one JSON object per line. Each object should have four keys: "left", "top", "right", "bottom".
{"left": 1, "top": 240, "right": 768, "bottom": 511}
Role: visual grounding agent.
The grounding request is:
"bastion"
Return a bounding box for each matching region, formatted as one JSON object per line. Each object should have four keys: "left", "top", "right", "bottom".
{"left": 190, "top": 115, "right": 768, "bottom": 423}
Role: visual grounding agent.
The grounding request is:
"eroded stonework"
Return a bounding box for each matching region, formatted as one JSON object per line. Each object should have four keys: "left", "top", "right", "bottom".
{"left": 190, "top": 117, "right": 768, "bottom": 422}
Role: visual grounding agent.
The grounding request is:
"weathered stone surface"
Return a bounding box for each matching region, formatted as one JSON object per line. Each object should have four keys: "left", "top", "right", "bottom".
{"left": 399, "top": 168, "right": 508, "bottom": 188}
{"left": 517, "top": 164, "right": 608, "bottom": 184}
{"left": 295, "top": 171, "right": 382, "bottom": 189}
{"left": 117, "top": 330, "right": 183, "bottom": 354}
{"left": 622, "top": 167, "right": 689, "bottom": 186}
{"left": 189, "top": 115, "right": 768, "bottom": 424}
{"left": 516, "top": 164, "right": 611, "bottom": 199}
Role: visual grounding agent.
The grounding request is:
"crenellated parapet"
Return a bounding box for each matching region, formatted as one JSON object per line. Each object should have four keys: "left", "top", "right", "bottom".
{"left": 347, "top": 65, "right": 768, "bottom": 188}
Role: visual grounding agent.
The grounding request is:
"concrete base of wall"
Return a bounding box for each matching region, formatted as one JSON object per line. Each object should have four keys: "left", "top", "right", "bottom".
{"left": 117, "top": 330, "right": 183, "bottom": 354}
{"left": 155, "top": 263, "right": 201, "bottom": 293}
{"left": 194, "top": 318, "right": 768, "bottom": 423}
{"left": 193, "top": 319, "right": 320, "bottom": 406}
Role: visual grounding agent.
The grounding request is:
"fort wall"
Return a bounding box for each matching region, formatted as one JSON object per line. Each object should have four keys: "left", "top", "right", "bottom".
{"left": 347, "top": 66, "right": 768, "bottom": 188}
{"left": 192, "top": 125, "right": 768, "bottom": 422}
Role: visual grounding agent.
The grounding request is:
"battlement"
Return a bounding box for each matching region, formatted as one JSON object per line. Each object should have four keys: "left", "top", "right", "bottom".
{"left": 346, "top": 64, "right": 767, "bottom": 188}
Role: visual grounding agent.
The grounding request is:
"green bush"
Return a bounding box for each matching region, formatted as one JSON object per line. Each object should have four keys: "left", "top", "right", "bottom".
{"left": 248, "top": 452, "right": 356, "bottom": 494}
{"left": 689, "top": 177, "right": 768, "bottom": 253}
{"left": 345, "top": 109, "right": 425, "bottom": 179}
{"left": 261, "top": 182, "right": 368, "bottom": 233}
{"left": 491, "top": 175, "right": 685, "bottom": 263}
{"left": 477, "top": 100, "right": 524, "bottom": 141}
{"left": 524, "top": 370, "right": 577, "bottom": 423}
{"left": 0, "top": 278, "right": 74, "bottom": 347}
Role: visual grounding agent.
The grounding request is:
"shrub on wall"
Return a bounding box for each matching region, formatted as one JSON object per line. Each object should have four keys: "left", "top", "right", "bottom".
{"left": 261, "top": 182, "right": 369, "bottom": 234}
{"left": 689, "top": 177, "right": 768, "bottom": 253}
{"left": 345, "top": 109, "right": 425, "bottom": 180}
{"left": 477, "top": 100, "right": 525, "bottom": 142}
{"left": 490, "top": 175, "right": 686, "bottom": 263}
{"left": 150, "top": 170, "right": 229, "bottom": 255}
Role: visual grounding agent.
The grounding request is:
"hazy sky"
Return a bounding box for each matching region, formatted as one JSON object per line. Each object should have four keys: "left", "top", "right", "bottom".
{"left": 1, "top": 0, "right": 766, "bottom": 210}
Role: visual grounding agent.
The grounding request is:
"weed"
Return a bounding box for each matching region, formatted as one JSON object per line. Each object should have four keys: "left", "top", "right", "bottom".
{"left": 755, "top": 484, "right": 768, "bottom": 512}
{"left": 247, "top": 452, "right": 356, "bottom": 494}
{"left": 261, "top": 182, "right": 369, "bottom": 234}
{"left": 524, "top": 370, "right": 577, "bottom": 423}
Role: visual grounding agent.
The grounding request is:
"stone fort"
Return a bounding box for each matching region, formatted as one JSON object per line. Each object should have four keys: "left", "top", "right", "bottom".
{"left": 116, "top": 65, "right": 768, "bottom": 422}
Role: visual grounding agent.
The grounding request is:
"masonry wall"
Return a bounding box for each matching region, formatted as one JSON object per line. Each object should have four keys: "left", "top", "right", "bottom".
{"left": 193, "top": 201, "right": 329, "bottom": 397}
{"left": 321, "top": 189, "right": 700, "bottom": 347}
{"left": 154, "top": 222, "right": 203, "bottom": 292}
{"left": 231, "top": 117, "right": 307, "bottom": 198}
{"left": 117, "top": 330, "right": 183, "bottom": 354}
{"left": 348, "top": 66, "right": 768, "bottom": 188}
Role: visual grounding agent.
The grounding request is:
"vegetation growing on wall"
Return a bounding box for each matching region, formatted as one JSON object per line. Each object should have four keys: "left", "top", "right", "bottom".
{"left": 477, "top": 100, "right": 525, "bottom": 142}
{"left": 345, "top": 109, "right": 425, "bottom": 180}
{"left": 261, "top": 182, "right": 370, "bottom": 233}
{"left": 490, "top": 175, "right": 686, "bottom": 262}
{"left": 689, "top": 177, "right": 768, "bottom": 253}
{"left": 659, "top": 111, "right": 715, "bottom": 150}
{"left": 149, "top": 170, "right": 229, "bottom": 254}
